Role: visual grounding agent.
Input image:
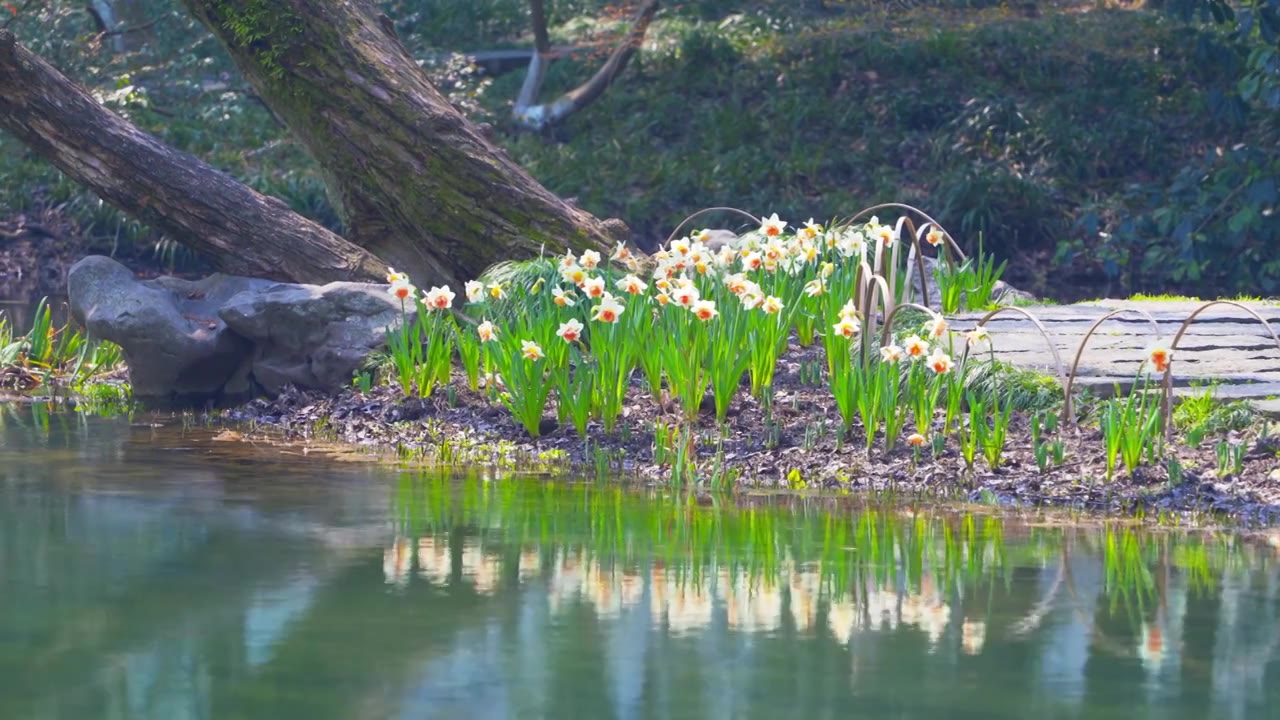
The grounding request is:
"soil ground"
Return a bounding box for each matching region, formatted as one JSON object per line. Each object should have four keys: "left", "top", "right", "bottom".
{"left": 222, "top": 338, "right": 1280, "bottom": 528}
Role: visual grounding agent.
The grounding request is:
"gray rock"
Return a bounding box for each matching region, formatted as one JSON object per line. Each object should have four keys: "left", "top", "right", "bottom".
{"left": 68, "top": 256, "right": 271, "bottom": 403}
{"left": 67, "top": 256, "right": 409, "bottom": 405}
{"left": 220, "top": 282, "right": 411, "bottom": 395}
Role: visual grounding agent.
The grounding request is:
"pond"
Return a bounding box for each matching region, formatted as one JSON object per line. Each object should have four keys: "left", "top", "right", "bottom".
{"left": 1, "top": 404, "right": 1278, "bottom": 719}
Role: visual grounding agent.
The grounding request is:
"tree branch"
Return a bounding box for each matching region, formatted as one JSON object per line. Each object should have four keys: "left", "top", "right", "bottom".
{"left": 514, "top": 0, "right": 659, "bottom": 130}
{"left": 559, "top": 0, "right": 659, "bottom": 114}
{"left": 514, "top": 0, "right": 552, "bottom": 122}
{"left": 513, "top": 49, "right": 550, "bottom": 119}
{"left": 0, "top": 29, "right": 387, "bottom": 284}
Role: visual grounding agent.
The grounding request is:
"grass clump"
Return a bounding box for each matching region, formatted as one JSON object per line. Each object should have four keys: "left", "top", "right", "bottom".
{"left": 961, "top": 360, "right": 1063, "bottom": 414}
{"left": 0, "top": 298, "right": 125, "bottom": 393}
{"left": 1173, "top": 382, "right": 1259, "bottom": 446}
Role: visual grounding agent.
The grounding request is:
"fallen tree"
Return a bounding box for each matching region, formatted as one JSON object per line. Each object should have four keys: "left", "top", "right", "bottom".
{"left": 0, "top": 0, "right": 629, "bottom": 287}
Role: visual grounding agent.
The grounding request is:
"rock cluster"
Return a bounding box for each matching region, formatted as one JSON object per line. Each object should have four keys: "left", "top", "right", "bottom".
{"left": 68, "top": 256, "right": 409, "bottom": 405}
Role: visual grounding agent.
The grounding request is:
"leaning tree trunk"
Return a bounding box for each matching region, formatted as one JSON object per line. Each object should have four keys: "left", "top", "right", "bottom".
{"left": 182, "top": 0, "right": 621, "bottom": 288}
{"left": 0, "top": 30, "right": 387, "bottom": 284}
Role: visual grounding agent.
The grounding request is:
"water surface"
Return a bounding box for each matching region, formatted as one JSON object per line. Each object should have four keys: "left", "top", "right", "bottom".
{"left": 2, "top": 405, "right": 1278, "bottom": 719}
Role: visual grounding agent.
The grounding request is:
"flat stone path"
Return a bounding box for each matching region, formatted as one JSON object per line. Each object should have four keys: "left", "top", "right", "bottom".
{"left": 949, "top": 299, "right": 1280, "bottom": 417}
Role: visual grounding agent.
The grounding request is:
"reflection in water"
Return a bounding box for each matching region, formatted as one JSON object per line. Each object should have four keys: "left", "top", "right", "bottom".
{"left": 1, "top": 407, "right": 1279, "bottom": 719}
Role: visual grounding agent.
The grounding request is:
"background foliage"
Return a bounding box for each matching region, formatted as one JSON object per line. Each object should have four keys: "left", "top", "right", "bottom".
{"left": 1, "top": 0, "right": 1277, "bottom": 298}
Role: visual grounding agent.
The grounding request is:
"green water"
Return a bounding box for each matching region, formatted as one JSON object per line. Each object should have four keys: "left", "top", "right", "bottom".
{"left": 1, "top": 407, "right": 1278, "bottom": 719}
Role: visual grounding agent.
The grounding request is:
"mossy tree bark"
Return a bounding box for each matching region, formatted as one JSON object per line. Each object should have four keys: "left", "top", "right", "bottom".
{"left": 181, "top": 0, "right": 620, "bottom": 287}
{"left": 0, "top": 30, "right": 387, "bottom": 284}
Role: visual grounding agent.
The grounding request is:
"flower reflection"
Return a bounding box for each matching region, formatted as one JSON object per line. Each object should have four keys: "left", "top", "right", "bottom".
{"left": 962, "top": 619, "right": 986, "bottom": 655}
{"left": 901, "top": 578, "right": 951, "bottom": 649}
{"left": 862, "top": 587, "right": 899, "bottom": 632}
{"left": 393, "top": 536, "right": 965, "bottom": 647}
{"left": 1140, "top": 620, "right": 1165, "bottom": 672}
{"left": 724, "top": 568, "right": 782, "bottom": 634}
{"left": 825, "top": 573, "right": 955, "bottom": 649}
{"left": 383, "top": 537, "right": 413, "bottom": 585}
{"left": 584, "top": 562, "right": 619, "bottom": 616}
{"left": 619, "top": 571, "right": 644, "bottom": 610}
{"left": 789, "top": 564, "right": 820, "bottom": 632}
{"left": 652, "top": 567, "right": 713, "bottom": 635}
{"left": 461, "top": 542, "right": 501, "bottom": 595}
{"left": 545, "top": 550, "right": 647, "bottom": 617}
{"left": 411, "top": 537, "right": 505, "bottom": 593}
{"left": 828, "top": 600, "right": 857, "bottom": 645}
{"left": 549, "top": 548, "right": 586, "bottom": 615}
{"left": 416, "top": 536, "right": 450, "bottom": 585}
{"left": 518, "top": 549, "right": 542, "bottom": 582}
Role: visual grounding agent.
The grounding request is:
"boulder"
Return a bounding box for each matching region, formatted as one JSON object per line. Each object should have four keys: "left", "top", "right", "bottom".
{"left": 67, "top": 256, "right": 408, "bottom": 405}
{"left": 68, "top": 256, "right": 270, "bottom": 403}
{"left": 220, "top": 282, "right": 410, "bottom": 395}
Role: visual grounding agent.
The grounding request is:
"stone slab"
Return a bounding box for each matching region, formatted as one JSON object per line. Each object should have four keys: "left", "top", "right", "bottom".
{"left": 948, "top": 299, "right": 1280, "bottom": 417}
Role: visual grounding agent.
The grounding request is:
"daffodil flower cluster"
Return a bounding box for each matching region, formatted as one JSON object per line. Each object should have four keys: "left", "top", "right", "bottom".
{"left": 383, "top": 268, "right": 457, "bottom": 399}
{"left": 381, "top": 211, "right": 986, "bottom": 448}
